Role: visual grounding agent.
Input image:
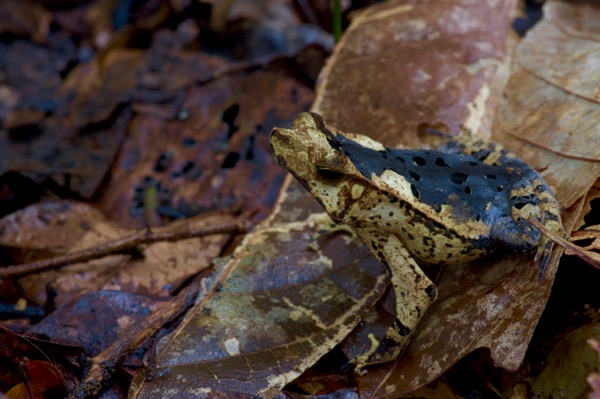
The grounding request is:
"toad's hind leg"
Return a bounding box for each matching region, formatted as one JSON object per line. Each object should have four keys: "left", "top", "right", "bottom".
{"left": 347, "top": 233, "right": 437, "bottom": 373}
{"left": 440, "top": 136, "right": 565, "bottom": 276}
{"left": 508, "top": 169, "right": 565, "bottom": 278}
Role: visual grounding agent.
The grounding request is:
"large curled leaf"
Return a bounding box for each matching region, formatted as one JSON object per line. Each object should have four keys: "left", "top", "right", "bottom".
{"left": 132, "top": 181, "right": 388, "bottom": 397}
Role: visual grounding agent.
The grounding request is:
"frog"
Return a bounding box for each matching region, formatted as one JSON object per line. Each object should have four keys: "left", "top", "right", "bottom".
{"left": 269, "top": 112, "right": 564, "bottom": 372}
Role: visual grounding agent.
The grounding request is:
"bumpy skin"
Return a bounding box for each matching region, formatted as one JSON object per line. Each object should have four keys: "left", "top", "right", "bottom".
{"left": 269, "top": 112, "right": 563, "bottom": 371}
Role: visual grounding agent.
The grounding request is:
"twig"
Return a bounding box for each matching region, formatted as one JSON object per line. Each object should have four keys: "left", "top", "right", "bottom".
{"left": 527, "top": 216, "right": 600, "bottom": 269}
{"left": 0, "top": 217, "right": 252, "bottom": 278}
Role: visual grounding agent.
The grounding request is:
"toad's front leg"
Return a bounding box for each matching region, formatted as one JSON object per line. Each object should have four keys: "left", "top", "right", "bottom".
{"left": 347, "top": 233, "right": 437, "bottom": 373}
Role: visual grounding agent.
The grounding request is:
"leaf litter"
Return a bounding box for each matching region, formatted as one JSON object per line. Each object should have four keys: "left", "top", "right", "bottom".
{"left": 0, "top": 0, "right": 599, "bottom": 398}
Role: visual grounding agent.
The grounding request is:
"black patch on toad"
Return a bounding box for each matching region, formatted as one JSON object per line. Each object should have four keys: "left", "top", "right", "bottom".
{"left": 323, "top": 133, "right": 514, "bottom": 226}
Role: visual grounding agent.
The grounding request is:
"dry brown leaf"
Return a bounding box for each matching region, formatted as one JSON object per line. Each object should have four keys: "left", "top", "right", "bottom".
{"left": 571, "top": 180, "right": 600, "bottom": 231}
{"left": 495, "top": 0, "right": 600, "bottom": 268}
{"left": 0, "top": 201, "right": 235, "bottom": 306}
{"left": 524, "top": 1, "right": 600, "bottom": 103}
{"left": 497, "top": 40, "right": 600, "bottom": 208}
{"left": 313, "top": 0, "right": 516, "bottom": 146}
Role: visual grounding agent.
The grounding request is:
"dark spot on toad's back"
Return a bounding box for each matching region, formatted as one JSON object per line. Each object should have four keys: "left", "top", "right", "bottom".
{"left": 409, "top": 171, "right": 421, "bottom": 181}
{"left": 450, "top": 172, "right": 469, "bottom": 185}
{"left": 413, "top": 156, "right": 426, "bottom": 166}
{"left": 435, "top": 157, "right": 449, "bottom": 167}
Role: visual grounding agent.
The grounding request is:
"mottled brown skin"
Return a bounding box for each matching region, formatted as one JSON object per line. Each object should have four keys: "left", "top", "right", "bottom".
{"left": 269, "top": 112, "right": 564, "bottom": 372}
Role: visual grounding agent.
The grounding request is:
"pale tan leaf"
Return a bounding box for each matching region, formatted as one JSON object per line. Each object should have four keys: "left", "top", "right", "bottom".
{"left": 516, "top": 6, "right": 600, "bottom": 103}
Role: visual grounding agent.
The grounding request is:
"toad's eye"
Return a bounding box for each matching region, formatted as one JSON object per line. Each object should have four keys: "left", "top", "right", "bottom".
{"left": 316, "top": 166, "right": 345, "bottom": 182}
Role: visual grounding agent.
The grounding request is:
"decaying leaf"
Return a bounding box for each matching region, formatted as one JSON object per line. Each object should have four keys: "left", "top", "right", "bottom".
{"left": 1, "top": 45, "right": 132, "bottom": 198}
{"left": 96, "top": 69, "right": 314, "bottom": 227}
{"left": 588, "top": 337, "right": 600, "bottom": 399}
{"left": 28, "top": 290, "right": 167, "bottom": 357}
{"left": 132, "top": 181, "right": 388, "bottom": 396}
{"left": 0, "top": 324, "right": 81, "bottom": 395}
{"left": 5, "top": 360, "right": 65, "bottom": 398}
{"left": 0, "top": 0, "right": 51, "bottom": 43}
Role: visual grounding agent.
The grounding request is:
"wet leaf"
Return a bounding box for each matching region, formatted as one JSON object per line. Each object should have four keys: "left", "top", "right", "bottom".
{"left": 28, "top": 290, "right": 166, "bottom": 357}
{"left": 19, "top": 359, "right": 64, "bottom": 394}
{"left": 47, "top": 49, "right": 146, "bottom": 134}
{"left": 1, "top": 39, "right": 72, "bottom": 123}
{"left": 201, "top": 0, "right": 333, "bottom": 61}
{"left": 0, "top": 38, "right": 132, "bottom": 198}
{"left": 0, "top": 324, "right": 80, "bottom": 395}
{"left": 1, "top": 102, "right": 129, "bottom": 199}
